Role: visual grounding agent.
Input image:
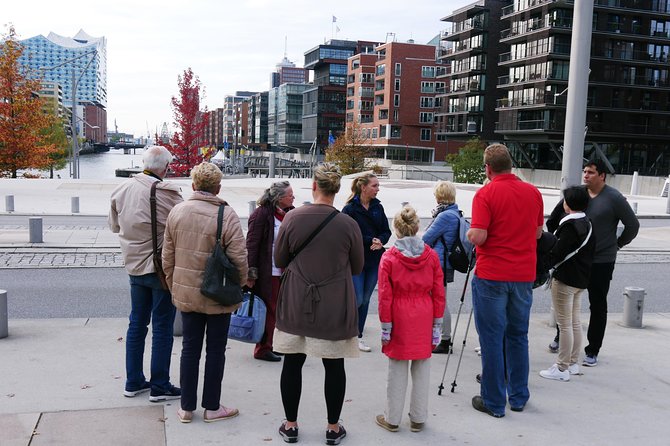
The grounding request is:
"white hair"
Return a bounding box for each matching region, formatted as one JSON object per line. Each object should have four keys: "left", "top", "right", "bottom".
{"left": 142, "top": 145, "right": 173, "bottom": 174}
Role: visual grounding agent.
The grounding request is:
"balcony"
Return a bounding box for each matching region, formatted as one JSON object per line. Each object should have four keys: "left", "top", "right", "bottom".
{"left": 501, "top": 0, "right": 573, "bottom": 19}
{"left": 500, "top": 17, "right": 573, "bottom": 41}
{"left": 495, "top": 119, "right": 562, "bottom": 132}
{"left": 594, "top": 0, "right": 670, "bottom": 14}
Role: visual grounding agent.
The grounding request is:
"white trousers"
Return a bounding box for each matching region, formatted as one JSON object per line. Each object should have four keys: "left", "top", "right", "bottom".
{"left": 385, "top": 357, "right": 431, "bottom": 425}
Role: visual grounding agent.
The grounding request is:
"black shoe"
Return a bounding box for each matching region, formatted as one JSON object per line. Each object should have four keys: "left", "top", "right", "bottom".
{"left": 472, "top": 395, "right": 504, "bottom": 418}
{"left": 510, "top": 405, "right": 525, "bottom": 412}
{"left": 326, "top": 424, "right": 347, "bottom": 445}
{"left": 432, "top": 340, "right": 452, "bottom": 354}
{"left": 476, "top": 373, "right": 481, "bottom": 384}
{"left": 273, "top": 351, "right": 284, "bottom": 356}
{"left": 149, "top": 384, "right": 181, "bottom": 402}
{"left": 279, "top": 421, "right": 298, "bottom": 443}
{"left": 256, "top": 351, "right": 282, "bottom": 362}
{"left": 123, "top": 381, "right": 151, "bottom": 398}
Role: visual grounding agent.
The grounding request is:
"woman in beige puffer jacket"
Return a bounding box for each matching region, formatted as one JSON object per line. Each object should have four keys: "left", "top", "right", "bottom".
{"left": 162, "top": 162, "right": 248, "bottom": 423}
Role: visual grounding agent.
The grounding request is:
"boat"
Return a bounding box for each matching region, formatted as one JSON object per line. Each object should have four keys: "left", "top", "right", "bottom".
{"left": 115, "top": 167, "right": 143, "bottom": 177}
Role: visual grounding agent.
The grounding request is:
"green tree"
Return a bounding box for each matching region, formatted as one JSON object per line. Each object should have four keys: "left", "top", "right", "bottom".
{"left": 446, "top": 137, "right": 487, "bottom": 184}
{"left": 324, "top": 122, "right": 374, "bottom": 175}
{"left": 40, "top": 104, "right": 70, "bottom": 178}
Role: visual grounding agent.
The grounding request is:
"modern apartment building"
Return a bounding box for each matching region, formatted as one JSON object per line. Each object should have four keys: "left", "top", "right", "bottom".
{"left": 302, "top": 39, "right": 379, "bottom": 150}
{"left": 20, "top": 30, "right": 108, "bottom": 143}
{"left": 268, "top": 83, "right": 311, "bottom": 148}
{"left": 436, "top": 0, "right": 508, "bottom": 147}
{"left": 495, "top": 0, "right": 670, "bottom": 175}
{"left": 204, "top": 108, "right": 225, "bottom": 148}
{"left": 270, "top": 56, "right": 309, "bottom": 88}
{"left": 222, "top": 91, "right": 256, "bottom": 146}
{"left": 250, "top": 92, "right": 269, "bottom": 149}
{"left": 346, "top": 41, "right": 448, "bottom": 162}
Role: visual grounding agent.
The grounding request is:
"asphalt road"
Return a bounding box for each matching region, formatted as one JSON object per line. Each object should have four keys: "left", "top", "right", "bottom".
{"left": 0, "top": 263, "right": 666, "bottom": 319}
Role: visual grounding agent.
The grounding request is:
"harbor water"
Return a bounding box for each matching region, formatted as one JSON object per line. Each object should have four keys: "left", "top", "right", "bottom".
{"left": 52, "top": 149, "right": 144, "bottom": 180}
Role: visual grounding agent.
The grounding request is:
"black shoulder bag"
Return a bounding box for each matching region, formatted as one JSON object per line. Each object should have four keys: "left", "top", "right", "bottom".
{"left": 200, "top": 204, "right": 244, "bottom": 306}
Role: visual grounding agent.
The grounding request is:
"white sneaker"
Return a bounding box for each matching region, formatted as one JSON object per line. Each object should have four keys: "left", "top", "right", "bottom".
{"left": 539, "top": 364, "right": 570, "bottom": 381}
{"left": 568, "top": 364, "right": 580, "bottom": 375}
{"left": 358, "top": 339, "right": 371, "bottom": 352}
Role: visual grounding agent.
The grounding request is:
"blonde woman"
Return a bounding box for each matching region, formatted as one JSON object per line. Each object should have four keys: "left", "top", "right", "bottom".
{"left": 422, "top": 180, "right": 461, "bottom": 354}
{"left": 341, "top": 173, "right": 391, "bottom": 352}
{"left": 376, "top": 206, "right": 445, "bottom": 433}
{"left": 162, "top": 162, "right": 248, "bottom": 423}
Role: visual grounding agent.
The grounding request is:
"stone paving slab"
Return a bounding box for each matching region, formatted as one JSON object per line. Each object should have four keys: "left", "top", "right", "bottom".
{"left": 0, "top": 412, "right": 40, "bottom": 446}
{"left": 31, "top": 406, "right": 166, "bottom": 446}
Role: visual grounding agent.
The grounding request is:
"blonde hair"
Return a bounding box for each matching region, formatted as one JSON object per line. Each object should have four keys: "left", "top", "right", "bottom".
{"left": 484, "top": 143, "right": 513, "bottom": 173}
{"left": 393, "top": 205, "right": 420, "bottom": 238}
{"left": 347, "top": 172, "right": 378, "bottom": 203}
{"left": 190, "top": 162, "right": 223, "bottom": 193}
{"left": 434, "top": 180, "right": 456, "bottom": 204}
{"left": 313, "top": 162, "right": 341, "bottom": 195}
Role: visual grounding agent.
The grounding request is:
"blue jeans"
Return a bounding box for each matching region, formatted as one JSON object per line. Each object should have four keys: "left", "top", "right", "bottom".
{"left": 180, "top": 311, "right": 231, "bottom": 411}
{"left": 126, "top": 273, "right": 176, "bottom": 392}
{"left": 472, "top": 276, "right": 532, "bottom": 416}
{"left": 352, "top": 264, "right": 379, "bottom": 337}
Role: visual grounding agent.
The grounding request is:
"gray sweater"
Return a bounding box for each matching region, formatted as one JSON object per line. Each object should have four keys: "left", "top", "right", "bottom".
{"left": 547, "top": 185, "right": 639, "bottom": 263}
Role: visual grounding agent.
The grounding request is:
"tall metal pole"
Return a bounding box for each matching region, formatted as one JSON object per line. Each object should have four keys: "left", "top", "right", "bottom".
{"left": 561, "top": 0, "right": 594, "bottom": 190}
{"left": 71, "top": 69, "right": 79, "bottom": 179}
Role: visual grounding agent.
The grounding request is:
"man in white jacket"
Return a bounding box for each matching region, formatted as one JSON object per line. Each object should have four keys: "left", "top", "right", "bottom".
{"left": 109, "top": 145, "right": 183, "bottom": 402}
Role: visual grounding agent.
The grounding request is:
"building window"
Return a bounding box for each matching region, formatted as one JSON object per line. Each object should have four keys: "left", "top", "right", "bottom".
{"left": 394, "top": 78, "right": 401, "bottom": 91}
{"left": 420, "top": 128, "right": 431, "bottom": 141}
{"left": 394, "top": 94, "right": 400, "bottom": 107}
{"left": 379, "top": 125, "right": 387, "bottom": 138}
{"left": 419, "top": 112, "right": 434, "bottom": 123}
{"left": 420, "top": 81, "right": 435, "bottom": 93}
{"left": 372, "top": 128, "right": 378, "bottom": 138}
{"left": 395, "top": 63, "right": 401, "bottom": 76}
{"left": 393, "top": 109, "right": 399, "bottom": 122}
{"left": 421, "top": 66, "right": 436, "bottom": 78}
{"left": 376, "top": 64, "right": 386, "bottom": 76}
{"left": 390, "top": 125, "right": 401, "bottom": 138}
{"left": 420, "top": 97, "right": 434, "bottom": 108}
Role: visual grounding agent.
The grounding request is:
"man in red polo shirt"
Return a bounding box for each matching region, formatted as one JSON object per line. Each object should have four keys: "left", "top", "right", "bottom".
{"left": 467, "top": 144, "right": 543, "bottom": 418}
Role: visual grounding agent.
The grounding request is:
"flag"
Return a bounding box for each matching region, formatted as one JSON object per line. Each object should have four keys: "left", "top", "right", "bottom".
{"left": 336, "top": 25, "right": 340, "bottom": 33}
{"left": 332, "top": 15, "right": 337, "bottom": 23}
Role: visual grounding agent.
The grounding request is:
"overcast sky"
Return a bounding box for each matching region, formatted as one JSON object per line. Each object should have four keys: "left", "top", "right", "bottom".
{"left": 6, "top": 0, "right": 471, "bottom": 138}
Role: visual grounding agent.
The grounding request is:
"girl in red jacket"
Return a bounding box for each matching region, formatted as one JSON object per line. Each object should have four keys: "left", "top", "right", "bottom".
{"left": 375, "top": 206, "right": 445, "bottom": 433}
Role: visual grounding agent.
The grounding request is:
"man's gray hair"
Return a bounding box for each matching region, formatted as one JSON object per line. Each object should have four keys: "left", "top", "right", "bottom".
{"left": 142, "top": 145, "right": 173, "bottom": 173}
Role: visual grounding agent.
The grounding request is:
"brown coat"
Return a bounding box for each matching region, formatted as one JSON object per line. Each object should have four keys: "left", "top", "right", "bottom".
{"left": 274, "top": 204, "right": 364, "bottom": 341}
{"left": 162, "top": 193, "right": 248, "bottom": 314}
{"left": 109, "top": 173, "right": 183, "bottom": 275}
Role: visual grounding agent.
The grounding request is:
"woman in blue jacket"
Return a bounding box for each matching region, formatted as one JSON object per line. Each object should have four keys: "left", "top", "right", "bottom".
{"left": 342, "top": 173, "right": 391, "bottom": 352}
{"left": 421, "top": 181, "right": 460, "bottom": 354}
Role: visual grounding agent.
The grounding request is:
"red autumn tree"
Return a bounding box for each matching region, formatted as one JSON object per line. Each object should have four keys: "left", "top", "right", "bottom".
{"left": 167, "top": 68, "right": 209, "bottom": 176}
{"left": 0, "top": 25, "right": 57, "bottom": 178}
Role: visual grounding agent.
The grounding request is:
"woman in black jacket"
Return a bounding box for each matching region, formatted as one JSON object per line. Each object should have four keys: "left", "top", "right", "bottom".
{"left": 342, "top": 173, "right": 391, "bottom": 352}
{"left": 539, "top": 186, "right": 595, "bottom": 382}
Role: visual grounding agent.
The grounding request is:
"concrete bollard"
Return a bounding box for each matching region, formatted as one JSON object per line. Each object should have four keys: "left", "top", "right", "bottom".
{"left": 29, "top": 217, "right": 43, "bottom": 243}
{"left": 71, "top": 196, "right": 80, "bottom": 213}
{"left": 248, "top": 200, "right": 256, "bottom": 216}
{"left": 0, "top": 289, "right": 8, "bottom": 339}
{"left": 622, "top": 287, "right": 645, "bottom": 328}
{"left": 5, "top": 195, "right": 15, "bottom": 213}
{"left": 269, "top": 153, "right": 276, "bottom": 178}
{"left": 173, "top": 310, "right": 183, "bottom": 337}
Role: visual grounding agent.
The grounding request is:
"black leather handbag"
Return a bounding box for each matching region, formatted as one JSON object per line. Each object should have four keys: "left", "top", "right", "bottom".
{"left": 200, "top": 204, "right": 243, "bottom": 306}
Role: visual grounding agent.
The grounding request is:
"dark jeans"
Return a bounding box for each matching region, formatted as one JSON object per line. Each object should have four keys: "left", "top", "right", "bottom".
{"left": 352, "top": 263, "right": 379, "bottom": 337}
{"left": 280, "top": 353, "right": 346, "bottom": 424}
{"left": 126, "top": 273, "right": 175, "bottom": 392}
{"left": 585, "top": 262, "right": 615, "bottom": 357}
{"left": 180, "top": 311, "right": 231, "bottom": 411}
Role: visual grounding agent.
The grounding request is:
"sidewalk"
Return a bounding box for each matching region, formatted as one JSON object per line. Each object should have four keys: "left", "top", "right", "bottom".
{"left": 1, "top": 315, "right": 669, "bottom": 445}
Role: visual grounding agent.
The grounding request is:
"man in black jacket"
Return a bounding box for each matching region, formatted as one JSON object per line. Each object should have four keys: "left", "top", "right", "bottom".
{"left": 547, "top": 160, "right": 639, "bottom": 367}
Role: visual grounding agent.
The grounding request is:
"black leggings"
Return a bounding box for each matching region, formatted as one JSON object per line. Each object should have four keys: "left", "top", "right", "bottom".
{"left": 280, "top": 353, "right": 346, "bottom": 424}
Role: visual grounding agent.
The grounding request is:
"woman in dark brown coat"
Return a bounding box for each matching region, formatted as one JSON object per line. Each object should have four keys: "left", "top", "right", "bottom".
{"left": 273, "top": 163, "right": 364, "bottom": 445}
{"left": 246, "top": 181, "right": 295, "bottom": 362}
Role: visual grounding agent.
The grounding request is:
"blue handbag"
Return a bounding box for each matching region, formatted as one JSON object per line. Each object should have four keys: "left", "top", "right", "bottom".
{"left": 228, "top": 292, "right": 267, "bottom": 344}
